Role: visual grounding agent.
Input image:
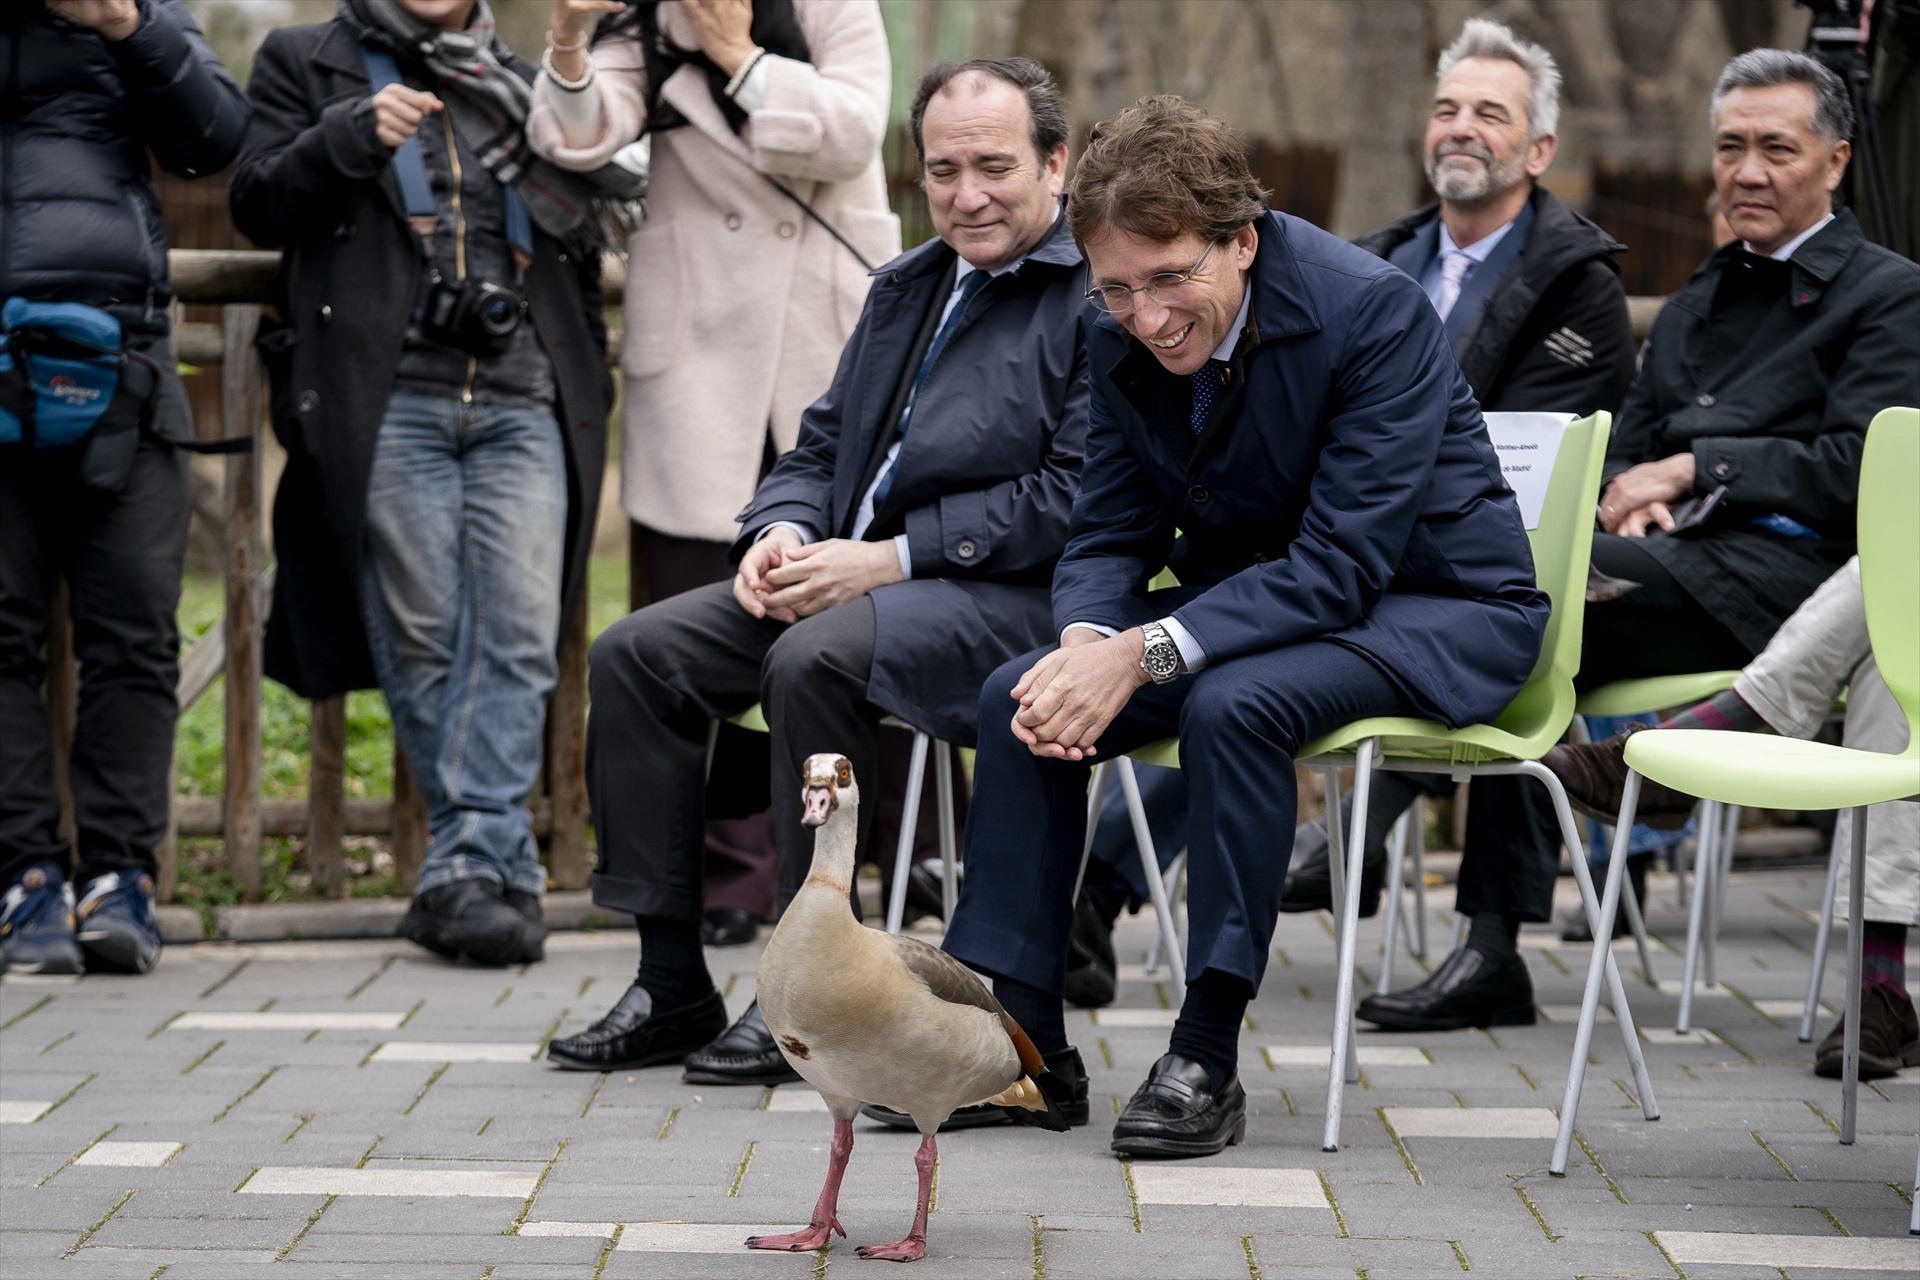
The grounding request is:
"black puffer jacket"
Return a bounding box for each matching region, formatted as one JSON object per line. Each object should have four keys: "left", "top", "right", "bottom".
{"left": 0, "top": 0, "right": 249, "bottom": 335}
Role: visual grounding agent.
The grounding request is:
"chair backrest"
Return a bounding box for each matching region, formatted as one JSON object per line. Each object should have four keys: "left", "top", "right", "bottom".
{"left": 1857, "top": 406, "right": 1920, "bottom": 752}
{"left": 1482, "top": 412, "right": 1612, "bottom": 740}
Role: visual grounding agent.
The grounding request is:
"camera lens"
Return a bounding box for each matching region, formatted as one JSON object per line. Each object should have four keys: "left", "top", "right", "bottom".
{"left": 478, "top": 294, "right": 517, "bottom": 334}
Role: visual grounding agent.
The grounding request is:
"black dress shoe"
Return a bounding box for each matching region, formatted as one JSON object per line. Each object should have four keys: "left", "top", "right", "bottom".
{"left": 1356, "top": 947, "right": 1536, "bottom": 1031}
{"left": 903, "top": 858, "right": 949, "bottom": 923}
{"left": 700, "top": 907, "right": 758, "bottom": 948}
{"left": 681, "top": 1000, "right": 801, "bottom": 1085}
{"left": 862, "top": 1046, "right": 1092, "bottom": 1131}
{"left": 1110, "top": 1053, "right": 1247, "bottom": 1158}
{"left": 1278, "top": 821, "right": 1385, "bottom": 918}
{"left": 1064, "top": 893, "right": 1119, "bottom": 1009}
{"left": 398, "top": 880, "right": 543, "bottom": 967}
{"left": 547, "top": 985, "right": 728, "bottom": 1071}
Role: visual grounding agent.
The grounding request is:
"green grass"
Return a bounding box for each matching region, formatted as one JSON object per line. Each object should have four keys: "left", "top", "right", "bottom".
{"left": 171, "top": 553, "right": 635, "bottom": 906}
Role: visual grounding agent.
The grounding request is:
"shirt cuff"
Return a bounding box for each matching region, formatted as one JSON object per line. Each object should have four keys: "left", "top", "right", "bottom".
{"left": 893, "top": 534, "right": 912, "bottom": 581}
{"left": 1160, "top": 617, "right": 1207, "bottom": 673}
{"left": 1061, "top": 622, "right": 1118, "bottom": 643}
{"left": 757, "top": 520, "right": 818, "bottom": 545}
{"left": 730, "top": 55, "right": 775, "bottom": 112}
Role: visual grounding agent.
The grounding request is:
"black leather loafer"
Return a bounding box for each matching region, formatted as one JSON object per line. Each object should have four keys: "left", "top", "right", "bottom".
{"left": 700, "top": 907, "right": 758, "bottom": 948}
{"left": 681, "top": 1000, "right": 802, "bottom": 1085}
{"left": 1356, "top": 947, "right": 1536, "bottom": 1031}
{"left": 1278, "top": 822, "right": 1385, "bottom": 918}
{"left": 1063, "top": 895, "right": 1118, "bottom": 1009}
{"left": 1110, "top": 1053, "right": 1247, "bottom": 1157}
{"left": 546, "top": 985, "right": 728, "bottom": 1071}
{"left": 861, "top": 1046, "right": 1091, "bottom": 1131}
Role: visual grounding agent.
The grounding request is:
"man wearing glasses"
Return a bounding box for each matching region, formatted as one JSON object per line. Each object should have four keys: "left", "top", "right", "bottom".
{"left": 940, "top": 95, "right": 1548, "bottom": 1158}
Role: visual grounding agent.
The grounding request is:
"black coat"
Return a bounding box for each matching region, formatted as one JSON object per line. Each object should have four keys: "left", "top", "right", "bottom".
{"left": 1355, "top": 185, "right": 1634, "bottom": 415}
{"left": 1610, "top": 210, "right": 1920, "bottom": 652}
{"left": 1056, "top": 212, "right": 1548, "bottom": 730}
{"left": 231, "top": 20, "right": 610, "bottom": 699}
{"left": 732, "top": 216, "right": 1090, "bottom": 745}
{"left": 0, "top": 0, "right": 249, "bottom": 336}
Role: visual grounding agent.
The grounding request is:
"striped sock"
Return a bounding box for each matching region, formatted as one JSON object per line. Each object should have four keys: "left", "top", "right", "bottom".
{"left": 1861, "top": 921, "right": 1909, "bottom": 995}
{"left": 1658, "top": 688, "right": 1767, "bottom": 733}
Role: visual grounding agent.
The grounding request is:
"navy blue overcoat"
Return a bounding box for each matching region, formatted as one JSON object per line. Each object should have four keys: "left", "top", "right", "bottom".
{"left": 733, "top": 216, "right": 1090, "bottom": 745}
{"left": 1053, "top": 212, "right": 1548, "bottom": 728}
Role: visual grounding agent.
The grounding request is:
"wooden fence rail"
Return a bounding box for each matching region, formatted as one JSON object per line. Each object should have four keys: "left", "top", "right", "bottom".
{"left": 39, "top": 249, "right": 1666, "bottom": 905}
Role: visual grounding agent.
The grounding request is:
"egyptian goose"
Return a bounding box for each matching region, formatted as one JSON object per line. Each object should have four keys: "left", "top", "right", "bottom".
{"left": 747, "top": 753, "right": 1068, "bottom": 1262}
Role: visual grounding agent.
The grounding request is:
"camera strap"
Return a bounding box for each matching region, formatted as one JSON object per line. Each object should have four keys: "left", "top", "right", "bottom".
{"left": 360, "top": 46, "right": 534, "bottom": 261}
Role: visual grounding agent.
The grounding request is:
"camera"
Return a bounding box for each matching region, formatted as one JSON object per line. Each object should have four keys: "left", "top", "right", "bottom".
{"left": 422, "top": 276, "right": 526, "bottom": 358}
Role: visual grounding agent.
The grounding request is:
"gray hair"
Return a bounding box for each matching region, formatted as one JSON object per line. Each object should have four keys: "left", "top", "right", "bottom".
{"left": 1712, "top": 49, "right": 1854, "bottom": 143}
{"left": 1435, "top": 18, "right": 1561, "bottom": 140}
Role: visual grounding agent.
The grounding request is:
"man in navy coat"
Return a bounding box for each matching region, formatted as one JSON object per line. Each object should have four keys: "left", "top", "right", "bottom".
{"left": 941, "top": 95, "right": 1548, "bottom": 1157}
{"left": 551, "top": 60, "right": 1093, "bottom": 1105}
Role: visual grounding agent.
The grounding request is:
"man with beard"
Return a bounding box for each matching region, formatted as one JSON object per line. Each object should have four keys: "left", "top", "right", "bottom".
{"left": 1061, "top": 20, "right": 1635, "bottom": 1006}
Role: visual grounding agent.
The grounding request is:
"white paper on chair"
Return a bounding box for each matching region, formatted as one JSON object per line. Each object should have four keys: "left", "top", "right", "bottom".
{"left": 1483, "top": 411, "right": 1572, "bottom": 530}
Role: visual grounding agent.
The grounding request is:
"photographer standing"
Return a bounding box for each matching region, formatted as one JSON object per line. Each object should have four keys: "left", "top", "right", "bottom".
{"left": 232, "top": 0, "right": 618, "bottom": 966}
{"left": 0, "top": 0, "right": 248, "bottom": 975}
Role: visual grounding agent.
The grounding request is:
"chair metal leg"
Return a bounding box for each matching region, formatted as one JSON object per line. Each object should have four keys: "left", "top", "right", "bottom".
{"left": 1910, "top": 1141, "right": 1920, "bottom": 1235}
{"left": 1619, "top": 854, "right": 1657, "bottom": 985}
{"left": 1674, "top": 833, "right": 1691, "bottom": 910}
{"left": 1146, "top": 853, "right": 1189, "bottom": 975}
{"left": 1711, "top": 803, "right": 1739, "bottom": 948}
{"left": 1376, "top": 808, "right": 1411, "bottom": 995}
{"left": 1071, "top": 763, "right": 1111, "bottom": 906}
{"left": 1323, "top": 742, "right": 1376, "bottom": 1152}
{"left": 1677, "top": 803, "right": 1715, "bottom": 1035}
{"left": 885, "top": 732, "right": 931, "bottom": 935}
{"left": 1552, "top": 769, "right": 1658, "bottom": 1177}
{"left": 1319, "top": 768, "right": 1360, "bottom": 1077}
{"left": 1408, "top": 797, "right": 1429, "bottom": 960}
{"left": 1115, "top": 758, "right": 1185, "bottom": 990}
{"left": 1699, "top": 800, "right": 1722, "bottom": 990}
{"left": 1801, "top": 832, "right": 1844, "bottom": 1042}
{"left": 934, "top": 740, "right": 958, "bottom": 923}
{"left": 1841, "top": 806, "right": 1867, "bottom": 1145}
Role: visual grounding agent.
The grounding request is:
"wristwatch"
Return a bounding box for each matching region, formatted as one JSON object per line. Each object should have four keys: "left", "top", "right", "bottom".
{"left": 1139, "top": 621, "right": 1183, "bottom": 685}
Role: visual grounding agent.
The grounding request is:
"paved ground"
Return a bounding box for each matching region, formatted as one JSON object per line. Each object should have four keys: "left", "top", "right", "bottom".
{"left": 3, "top": 863, "right": 1916, "bottom": 1279}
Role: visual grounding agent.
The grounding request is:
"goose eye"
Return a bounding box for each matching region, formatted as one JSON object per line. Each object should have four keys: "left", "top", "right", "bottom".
{"left": 836, "top": 758, "right": 852, "bottom": 787}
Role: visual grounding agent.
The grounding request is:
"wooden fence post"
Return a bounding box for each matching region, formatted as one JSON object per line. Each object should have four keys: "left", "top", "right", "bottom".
{"left": 308, "top": 696, "right": 347, "bottom": 898}
{"left": 221, "top": 304, "right": 263, "bottom": 900}
{"left": 44, "top": 575, "right": 79, "bottom": 852}
{"left": 545, "top": 600, "right": 591, "bottom": 889}
{"left": 391, "top": 748, "right": 427, "bottom": 895}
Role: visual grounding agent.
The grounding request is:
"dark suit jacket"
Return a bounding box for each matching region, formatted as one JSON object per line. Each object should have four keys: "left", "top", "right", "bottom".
{"left": 733, "top": 216, "right": 1090, "bottom": 744}
{"left": 1054, "top": 211, "right": 1548, "bottom": 729}
{"left": 1355, "top": 185, "right": 1634, "bottom": 416}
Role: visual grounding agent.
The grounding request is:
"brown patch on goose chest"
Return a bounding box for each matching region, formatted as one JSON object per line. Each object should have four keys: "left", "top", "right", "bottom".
{"left": 778, "top": 1035, "right": 811, "bottom": 1060}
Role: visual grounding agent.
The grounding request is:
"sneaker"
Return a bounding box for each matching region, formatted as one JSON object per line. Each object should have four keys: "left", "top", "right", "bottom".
{"left": 1814, "top": 983, "right": 1920, "bottom": 1079}
{"left": 74, "top": 870, "right": 163, "bottom": 974}
{"left": 1, "top": 865, "right": 84, "bottom": 975}
{"left": 399, "top": 879, "right": 543, "bottom": 966}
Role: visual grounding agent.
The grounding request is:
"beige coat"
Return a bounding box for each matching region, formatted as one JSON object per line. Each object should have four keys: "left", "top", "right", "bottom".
{"left": 529, "top": 0, "right": 899, "bottom": 541}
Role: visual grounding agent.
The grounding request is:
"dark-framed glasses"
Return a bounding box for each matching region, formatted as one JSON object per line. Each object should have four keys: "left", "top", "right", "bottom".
{"left": 1084, "top": 240, "right": 1220, "bottom": 315}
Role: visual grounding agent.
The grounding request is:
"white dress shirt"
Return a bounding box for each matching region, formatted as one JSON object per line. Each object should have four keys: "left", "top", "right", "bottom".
{"left": 1747, "top": 212, "right": 1834, "bottom": 261}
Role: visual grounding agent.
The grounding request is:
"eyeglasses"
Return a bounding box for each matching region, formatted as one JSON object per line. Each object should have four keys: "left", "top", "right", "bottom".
{"left": 1084, "top": 241, "right": 1220, "bottom": 315}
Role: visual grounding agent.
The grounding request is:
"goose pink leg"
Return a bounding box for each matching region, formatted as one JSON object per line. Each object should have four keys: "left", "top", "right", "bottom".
{"left": 857, "top": 1133, "right": 937, "bottom": 1263}
{"left": 746, "top": 1119, "right": 852, "bottom": 1252}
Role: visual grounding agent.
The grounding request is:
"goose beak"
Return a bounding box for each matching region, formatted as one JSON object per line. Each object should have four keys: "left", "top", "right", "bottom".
{"left": 800, "top": 782, "right": 837, "bottom": 828}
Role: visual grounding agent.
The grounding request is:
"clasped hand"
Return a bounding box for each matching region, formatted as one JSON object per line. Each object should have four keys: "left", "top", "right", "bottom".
{"left": 732, "top": 528, "right": 903, "bottom": 624}
{"left": 1599, "top": 452, "right": 1696, "bottom": 537}
{"left": 1009, "top": 628, "right": 1150, "bottom": 762}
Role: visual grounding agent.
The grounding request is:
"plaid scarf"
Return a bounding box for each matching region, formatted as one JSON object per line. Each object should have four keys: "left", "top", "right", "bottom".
{"left": 342, "top": 0, "right": 641, "bottom": 251}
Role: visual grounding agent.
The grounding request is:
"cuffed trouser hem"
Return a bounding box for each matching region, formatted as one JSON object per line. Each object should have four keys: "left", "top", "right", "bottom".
{"left": 590, "top": 870, "right": 701, "bottom": 923}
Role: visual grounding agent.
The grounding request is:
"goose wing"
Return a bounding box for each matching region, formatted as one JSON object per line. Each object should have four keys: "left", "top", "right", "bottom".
{"left": 885, "top": 933, "right": 1047, "bottom": 1077}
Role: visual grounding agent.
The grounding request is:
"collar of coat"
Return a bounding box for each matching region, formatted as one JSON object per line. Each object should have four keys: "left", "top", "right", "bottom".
{"left": 878, "top": 205, "right": 1084, "bottom": 284}
{"left": 1688, "top": 207, "right": 1862, "bottom": 310}
{"left": 1354, "top": 185, "right": 1625, "bottom": 290}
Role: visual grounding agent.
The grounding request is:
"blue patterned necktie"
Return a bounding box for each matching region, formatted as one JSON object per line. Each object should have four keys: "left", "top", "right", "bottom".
{"left": 871, "top": 268, "right": 990, "bottom": 510}
{"left": 1190, "top": 359, "right": 1227, "bottom": 432}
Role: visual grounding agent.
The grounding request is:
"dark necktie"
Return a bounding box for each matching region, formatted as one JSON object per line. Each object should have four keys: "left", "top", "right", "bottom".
{"left": 871, "top": 268, "right": 990, "bottom": 510}
{"left": 1190, "top": 359, "right": 1227, "bottom": 433}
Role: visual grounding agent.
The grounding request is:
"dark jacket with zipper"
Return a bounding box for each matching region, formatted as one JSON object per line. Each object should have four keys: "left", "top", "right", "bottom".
{"left": 1056, "top": 210, "right": 1548, "bottom": 730}
{"left": 1607, "top": 209, "right": 1920, "bottom": 653}
{"left": 731, "top": 215, "right": 1089, "bottom": 745}
{"left": 1354, "top": 184, "right": 1634, "bottom": 415}
{"left": 0, "top": 0, "right": 249, "bottom": 336}
{"left": 230, "top": 19, "right": 610, "bottom": 699}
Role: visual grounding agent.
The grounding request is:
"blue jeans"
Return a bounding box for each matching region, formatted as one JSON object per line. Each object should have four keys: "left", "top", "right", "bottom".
{"left": 361, "top": 393, "right": 566, "bottom": 898}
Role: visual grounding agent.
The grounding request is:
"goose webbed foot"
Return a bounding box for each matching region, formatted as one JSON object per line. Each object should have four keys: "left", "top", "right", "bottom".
{"left": 746, "top": 1218, "right": 844, "bottom": 1252}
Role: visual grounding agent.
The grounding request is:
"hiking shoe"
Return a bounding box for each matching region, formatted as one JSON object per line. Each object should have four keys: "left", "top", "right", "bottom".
{"left": 399, "top": 879, "right": 543, "bottom": 966}
{"left": 1814, "top": 983, "right": 1920, "bottom": 1079}
{"left": 1, "top": 865, "right": 84, "bottom": 975}
{"left": 75, "top": 870, "right": 163, "bottom": 974}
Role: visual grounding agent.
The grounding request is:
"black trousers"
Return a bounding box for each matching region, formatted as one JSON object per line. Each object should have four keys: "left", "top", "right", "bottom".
{"left": 584, "top": 581, "right": 883, "bottom": 923}
{"left": 944, "top": 637, "right": 1412, "bottom": 997}
{"left": 1454, "top": 533, "right": 1757, "bottom": 921}
{"left": 1, "top": 402, "right": 191, "bottom": 887}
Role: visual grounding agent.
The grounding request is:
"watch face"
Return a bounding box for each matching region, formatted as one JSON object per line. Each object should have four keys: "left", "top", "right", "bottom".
{"left": 1145, "top": 643, "right": 1181, "bottom": 681}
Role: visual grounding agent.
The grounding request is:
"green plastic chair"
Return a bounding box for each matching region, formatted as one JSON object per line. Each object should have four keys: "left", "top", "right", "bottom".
{"left": 704, "top": 705, "right": 964, "bottom": 932}
{"left": 1569, "top": 407, "right": 1920, "bottom": 1178}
